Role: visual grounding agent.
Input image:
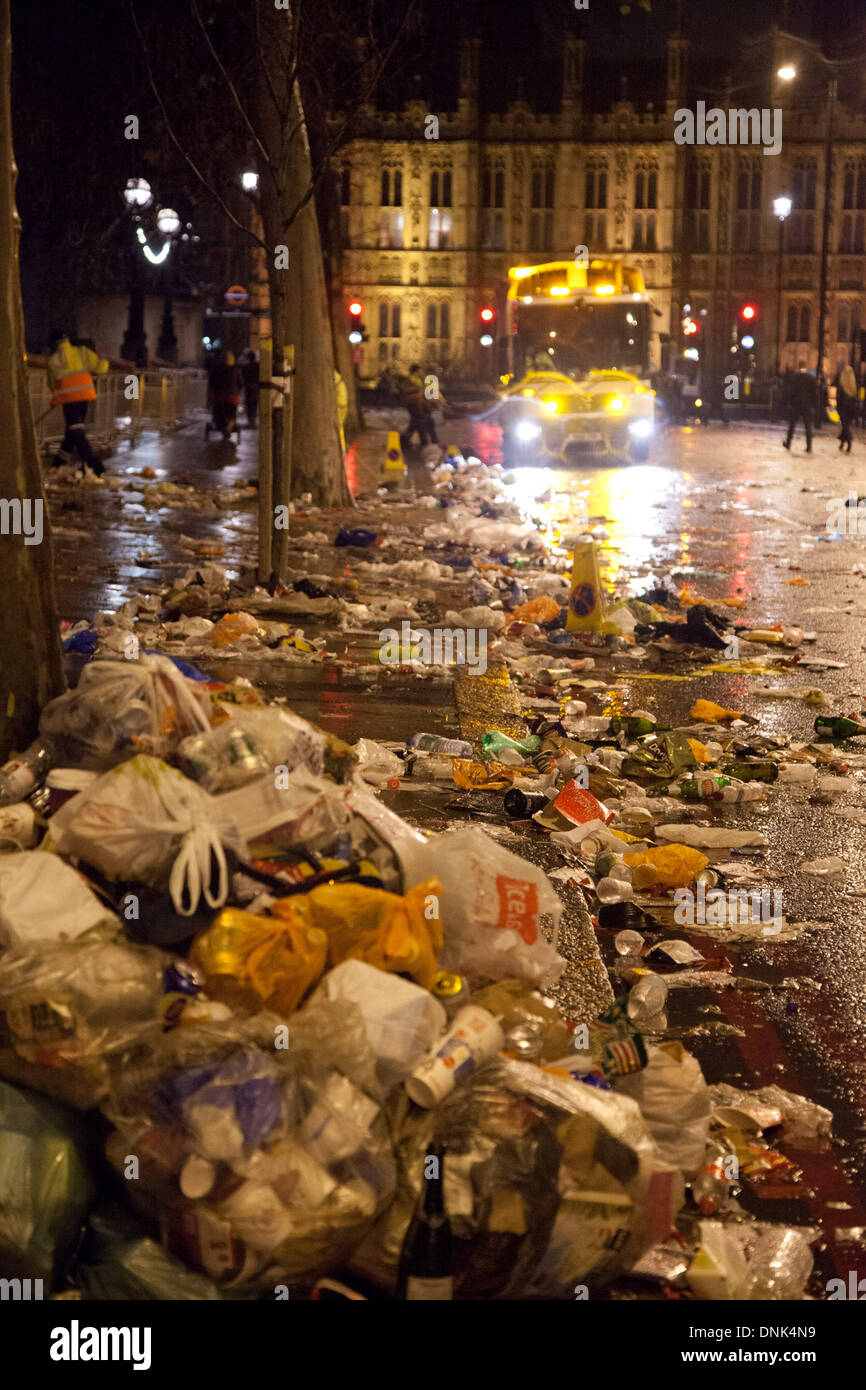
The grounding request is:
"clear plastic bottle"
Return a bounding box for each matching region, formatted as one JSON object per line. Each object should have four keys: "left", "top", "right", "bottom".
{"left": 596, "top": 876, "right": 635, "bottom": 905}
{"left": 614, "top": 929, "right": 645, "bottom": 956}
{"left": 407, "top": 732, "right": 473, "bottom": 758}
{"left": 692, "top": 1141, "right": 732, "bottom": 1216}
{"left": 0, "top": 735, "right": 61, "bottom": 807}
{"left": 627, "top": 972, "right": 668, "bottom": 1024}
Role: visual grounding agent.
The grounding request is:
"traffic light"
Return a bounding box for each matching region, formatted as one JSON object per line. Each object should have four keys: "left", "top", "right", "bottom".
{"left": 740, "top": 303, "right": 757, "bottom": 321}
{"left": 480, "top": 306, "right": 495, "bottom": 323}
{"left": 347, "top": 299, "right": 365, "bottom": 345}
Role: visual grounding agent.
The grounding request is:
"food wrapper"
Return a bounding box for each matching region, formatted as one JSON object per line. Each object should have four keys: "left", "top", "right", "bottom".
{"left": 623, "top": 843, "right": 710, "bottom": 888}
{"left": 508, "top": 595, "right": 563, "bottom": 625}
{"left": 451, "top": 760, "right": 525, "bottom": 790}
{"left": 473, "top": 978, "right": 572, "bottom": 1062}
{"left": 272, "top": 877, "right": 443, "bottom": 991}
{"left": 191, "top": 908, "right": 328, "bottom": 1019}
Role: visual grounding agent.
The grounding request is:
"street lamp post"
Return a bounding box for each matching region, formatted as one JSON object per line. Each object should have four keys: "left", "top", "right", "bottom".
{"left": 773, "top": 195, "right": 792, "bottom": 381}
{"left": 155, "top": 208, "right": 182, "bottom": 363}
{"left": 121, "top": 178, "right": 152, "bottom": 366}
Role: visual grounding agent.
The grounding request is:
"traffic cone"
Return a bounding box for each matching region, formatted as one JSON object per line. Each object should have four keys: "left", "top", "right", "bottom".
{"left": 382, "top": 430, "right": 406, "bottom": 483}
{"left": 566, "top": 537, "right": 607, "bottom": 632}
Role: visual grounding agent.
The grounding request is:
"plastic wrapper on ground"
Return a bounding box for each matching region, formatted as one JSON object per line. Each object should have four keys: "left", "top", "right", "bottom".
{"left": 0, "top": 850, "right": 119, "bottom": 948}
{"left": 351, "top": 1057, "right": 683, "bottom": 1299}
{"left": 615, "top": 1041, "right": 711, "bottom": 1178}
{"left": 190, "top": 908, "right": 329, "bottom": 1019}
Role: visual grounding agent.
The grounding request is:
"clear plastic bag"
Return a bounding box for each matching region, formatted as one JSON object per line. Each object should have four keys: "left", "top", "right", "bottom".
{"left": 39, "top": 654, "right": 212, "bottom": 767}
{"left": 0, "top": 935, "right": 169, "bottom": 1109}
{"left": 0, "top": 1080, "right": 92, "bottom": 1283}
{"left": 102, "top": 1012, "right": 397, "bottom": 1290}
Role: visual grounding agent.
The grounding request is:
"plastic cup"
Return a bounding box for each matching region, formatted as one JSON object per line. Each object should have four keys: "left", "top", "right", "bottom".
{"left": 405, "top": 1005, "right": 505, "bottom": 1108}
{"left": 614, "top": 929, "right": 645, "bottom": 956}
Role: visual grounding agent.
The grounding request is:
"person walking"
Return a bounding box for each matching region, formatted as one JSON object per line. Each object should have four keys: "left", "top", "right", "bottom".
{"left": 782, "top": 361, "right": 816, "bottom": 453}
{"left": 46, "top": 331, "right": 108, "bottom": 474}
{"left": 239, "top": 349, "right": 259, "bottom": 427}
{"left": 209, "top": 351, "right": 243, "bottom": 439}
{"left": 399, "top": 363, "right": 438, "bottom": 448}
{"left": 833, "top": 364, "right": 857, "bottom": 453}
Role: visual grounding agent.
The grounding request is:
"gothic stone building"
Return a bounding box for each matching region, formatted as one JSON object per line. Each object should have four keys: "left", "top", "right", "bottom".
{"left": 334, "top": 31, "right": 866, "bottom": 384}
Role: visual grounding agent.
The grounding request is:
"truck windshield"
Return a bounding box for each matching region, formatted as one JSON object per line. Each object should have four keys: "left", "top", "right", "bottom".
{"left": 509, "top": 300, "right": 650, "bottom": 377}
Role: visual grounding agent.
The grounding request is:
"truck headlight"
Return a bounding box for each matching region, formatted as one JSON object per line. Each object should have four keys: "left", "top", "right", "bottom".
{"left": 607, "top": 396, "right": 625, "bottom": 413}
{"left": 628, "top": 418, "right": 653, "bottom": 439}
{"left": 516, "top": 421, "right": 542, "bottom": 442}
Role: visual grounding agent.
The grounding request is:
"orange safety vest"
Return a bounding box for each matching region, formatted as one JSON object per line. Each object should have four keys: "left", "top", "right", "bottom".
{"left": 48, "top": 341, "right": 105, "bottom": 406}
{"left": 51, "top": 370, "right": 96, "bottom": 406}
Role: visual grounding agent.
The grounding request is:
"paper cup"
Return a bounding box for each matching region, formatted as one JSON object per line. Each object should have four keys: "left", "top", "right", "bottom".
{"left": 405, "top": 1005, "right": 505, "bottom": 1108}
{"left": 0, "top": 802, "right": 39, "bottom": 850}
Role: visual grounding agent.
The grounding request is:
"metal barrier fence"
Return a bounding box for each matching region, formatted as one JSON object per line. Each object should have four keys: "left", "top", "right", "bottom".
{"left": 27, "top": 364, "right": 209, "bottom": 455}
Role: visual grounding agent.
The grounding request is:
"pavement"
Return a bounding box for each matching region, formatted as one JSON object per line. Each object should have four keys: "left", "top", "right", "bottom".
{"left": 43, "top": 404, "right": 866, "bottom": 1292}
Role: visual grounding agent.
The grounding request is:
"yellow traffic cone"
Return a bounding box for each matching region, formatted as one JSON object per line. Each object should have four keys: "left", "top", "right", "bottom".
{"left": 566, "top": 537, "right": 607, "bottom": 631}
{"left": 382, "top": 430, "right": 406, "bottom": 481}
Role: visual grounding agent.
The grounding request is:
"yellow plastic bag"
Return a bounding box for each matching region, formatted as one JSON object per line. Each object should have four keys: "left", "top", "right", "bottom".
{"left": 623, "top": 844, "right": 709, "bottom": 889}
{"left": 689, "top": 699, "right": 742, "bottom": 724}
{"left": 190, "top": 907, "right": 328, "bottom": 1017}
{"left": 206, "top": 612, "right": 261, "bottom": 647}
{"left": 275, "top": 877, "right": 443, "bottom": 989}
{"left": 508, "top": 594, "right": 563, "bottom": 625}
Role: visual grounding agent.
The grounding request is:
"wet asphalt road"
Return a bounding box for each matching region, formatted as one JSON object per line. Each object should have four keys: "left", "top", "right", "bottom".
{"left": 45, "top": 410, "right": 866, "bottom": 1269}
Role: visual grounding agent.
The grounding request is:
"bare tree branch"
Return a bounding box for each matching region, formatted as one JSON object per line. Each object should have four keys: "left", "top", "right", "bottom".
{"left": 127, "top": 0, "right": 266, "bottom": 251}
{"left": 188, "top": 0, "right": 277, "bottom": 193}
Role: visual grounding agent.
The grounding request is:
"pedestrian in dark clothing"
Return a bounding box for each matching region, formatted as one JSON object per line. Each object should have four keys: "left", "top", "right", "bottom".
{"left": 399, "top": 363, "right": 438, "bottom": 447}
{"left": 783, "top": 362, "right": 815, "bottom": 452}
{"left": 833, "top": 365, "right": 857, "bottom": 453}
{"left": 239, "top": 349, "right": 259, "bottom": 427}
{"left": 209, "top": 352, "right": 243, "bottom": 438}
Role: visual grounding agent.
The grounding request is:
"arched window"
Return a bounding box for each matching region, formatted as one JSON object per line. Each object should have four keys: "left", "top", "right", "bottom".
{"left": 442, "top": 171, "right": 452, "bottom": 206}
{"left": 481, "top": 167, "right": 491, "bottom": 208}
{"left": 378, "top": 302, "right": 389, "bottom": 337}
{"left": 430, "top": 171, "right": 439, "bottom": 206}
{"left": 598, "top": 170, "right": 607, "bottom": 206}
{"left": 531, "top": 169, "right": 542, "bottom": 207}
{"left": 799, "top": 305, "right": 810, "bottom": 342}
{"left": 380, "top": 169, "right": 390, "bottom": 206}
{"left": 393, "top": 170, "right": 402, "bottom": 205}
{"left": 544, "top": 169, "right": 555, "bottom": 208}
{"left": 647, "top": 170, "right": 658, "bottom": 208}
{"left": 494, "top": 169, "right": 505, "bottom": 207}
{"left": 635, "top": 170, "right": 646, "bottom": 209}
{"left": 441, "top": 302, "right": 450, "bottom": 339}
{"left": 646, "top": 211, "right": 657, "bottom": 251}
{"left": 426, "top": 302, "right": 437, "bottom": 339}
{"left": 844, "top": 170, "right": 855, "bottom": 209}
{"left": 786, "top": 305, "right": 798, "bottom": 342}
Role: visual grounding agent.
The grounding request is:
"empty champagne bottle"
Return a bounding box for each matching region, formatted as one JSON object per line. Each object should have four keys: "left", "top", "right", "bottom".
{"left": 397, "top": 1142, "right": 454, "bottom": 1301}
{"left": 814, "top": 715, "right": 866, "bottom": 739}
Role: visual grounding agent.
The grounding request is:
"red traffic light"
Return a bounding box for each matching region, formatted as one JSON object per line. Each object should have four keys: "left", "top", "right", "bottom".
{"left": 347, "top": 300, "right": 363, "bottom": 317}
{"left": 480, "top": 306, "right": 495, "bottom": 322}
{"left": 740, "top": 304, "right": 757, "bottom": 320}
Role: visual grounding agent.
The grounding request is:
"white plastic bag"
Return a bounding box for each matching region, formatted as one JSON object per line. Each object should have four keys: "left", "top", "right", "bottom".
{"left": 394, "top": 826, "right": 565, "bottom": 986}
{"left": 0, "top": 850, "right": 118, "bottom": 946}
{"left": 310, "top": 960, "right": 447, "bottom": 1092}
{"left": 615, "top": 1042, "right": 711, "bottom": 1178}
{"left": 50, "top": 755, "right": 243, "bottom": 915}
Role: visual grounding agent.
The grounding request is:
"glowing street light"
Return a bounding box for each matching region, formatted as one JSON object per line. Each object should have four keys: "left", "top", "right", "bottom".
{"left": 241, "top": 171, "right": 259, "bottom": 193}
{"left": 123, "top": 177, "right": 153, "bottom": 209}
{"left": 777, "top": 65, "right": 797, "bottom": 81}
{"left": 156, "top": 207, "right": 181, "bottom": 237}
{"left": 774, "top": 195, "right": 792, "bottom": 221}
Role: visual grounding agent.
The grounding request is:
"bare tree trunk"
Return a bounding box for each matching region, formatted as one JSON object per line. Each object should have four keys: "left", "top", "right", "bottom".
{"left": 317, "top": 167, "right": 362, "bottom": 442}
{"left": 256, "top": 3, "right": 352, "bottom": 509}
{"left": 0, "top": 0, "right": 63, "bottom": 759}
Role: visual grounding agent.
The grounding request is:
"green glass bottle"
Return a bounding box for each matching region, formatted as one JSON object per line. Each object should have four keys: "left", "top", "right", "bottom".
{"left": 814, "top": 716, "right": 866, "bottom": 739}
{"left": 480, "top": 729, "right": 541, "bottom": 756}
{"left": 724, "top": 760, "right": 779, "bottom": 783}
